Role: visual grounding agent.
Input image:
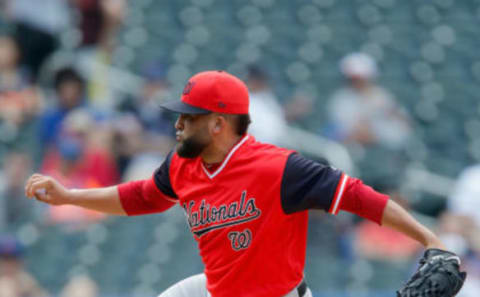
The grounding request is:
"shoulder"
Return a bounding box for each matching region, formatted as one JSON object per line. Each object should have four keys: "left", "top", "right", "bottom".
{"left": 243, "top": 136, "right": 294, "bottom": 160}
{"left": 236, "top": 138, "right": 294, "bottom": 178}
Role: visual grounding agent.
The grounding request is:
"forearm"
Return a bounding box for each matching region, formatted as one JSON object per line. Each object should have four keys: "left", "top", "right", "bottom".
{"left": 26, "top": 174, "right": 174, "bottom": 217}
{"left": 340, "top": 178, "right": 445, "bottom": 249}
{"left": 68, "top": 186, "right": 126, "bottom": 216}
{"left": 382, "top": 199, "right": 445, "bottom": 249}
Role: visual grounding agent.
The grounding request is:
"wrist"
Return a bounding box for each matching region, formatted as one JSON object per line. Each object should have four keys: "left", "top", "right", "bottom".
{"left": 66, "top": 189, "right": 81, "bottom": 205}
{"left": 425, "top": 233, "right": 447, "bottom": 250}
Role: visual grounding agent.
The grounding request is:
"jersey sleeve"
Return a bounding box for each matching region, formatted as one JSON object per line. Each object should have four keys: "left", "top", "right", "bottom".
{"left": 117, "top": 151, "right": 178, "bottom": 216}
{"left": 280, "top": 153, "right": 347, "bottom": 214}
{"left": 280, "top": 153, "right": 390, "bottom": 225}
{"left": 152, "top": 151, "right": 178, "bottom": 199}
{"left": 339, "top": 177, "right": 389, "bottom": 225}
{"left": 118, "top": 179, "right": 177, "bottom": 215}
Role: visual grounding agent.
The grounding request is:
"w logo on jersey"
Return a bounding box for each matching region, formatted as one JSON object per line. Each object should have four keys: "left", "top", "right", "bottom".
{"left": 183, "top": 191, "right": 261, "bottom": 237}
{"left": 228, "top": 229, "right": 252, "bottom": 251}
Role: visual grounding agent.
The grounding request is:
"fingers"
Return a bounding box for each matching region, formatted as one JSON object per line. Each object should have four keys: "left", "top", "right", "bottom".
{"left": 24, "top": 174, "right": 49, "bottom": 199}
{"left": 30, "top": 181, "right": 50, "bottom": 201}
{"left": 25, "top": 174, "right": 38, "bottom": 198}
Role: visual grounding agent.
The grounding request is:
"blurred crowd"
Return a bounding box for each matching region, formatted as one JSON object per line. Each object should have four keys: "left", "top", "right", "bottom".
{"left": 0, "top": 0, "right": 175, "bottom": 232}
{"left": 0, "top": 0, "right": 155, "bottom": 295}
{"left": 0, "top": 1, "right": 478, "bottom": 297}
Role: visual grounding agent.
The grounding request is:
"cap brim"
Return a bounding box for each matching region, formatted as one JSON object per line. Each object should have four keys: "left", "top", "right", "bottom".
{"left": 160, "top": 100, "right": 211, "bottom": 114}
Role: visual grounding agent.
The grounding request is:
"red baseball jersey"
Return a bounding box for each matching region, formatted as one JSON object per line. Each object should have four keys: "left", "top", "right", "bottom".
{"left": 118, "top": 134, "right": 388, "bottom": 297}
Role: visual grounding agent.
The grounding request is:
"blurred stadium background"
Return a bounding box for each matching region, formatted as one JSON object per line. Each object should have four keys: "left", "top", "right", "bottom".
{"left": 1, "top": 0, "right": 480, "bottom": 296}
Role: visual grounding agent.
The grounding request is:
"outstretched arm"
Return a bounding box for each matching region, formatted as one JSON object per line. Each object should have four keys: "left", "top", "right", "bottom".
{"left": 24, "top": 173, "right": 177, "bottom": 216}
{"left": 25, "top": 174, "right": 127, "bottom": 215}
{"left": 337, "top": 177, "right": 445, "bottom": 249}
{"left": 381, "top": 199, "right": 446, "bottom": 250}
{"left": 338, "top": 177, "right": 467, "bottom": 296}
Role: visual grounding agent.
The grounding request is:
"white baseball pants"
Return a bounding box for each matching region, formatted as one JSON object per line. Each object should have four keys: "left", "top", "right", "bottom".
{"left": 157, "top": 274, "right": 313, "bottom": 297}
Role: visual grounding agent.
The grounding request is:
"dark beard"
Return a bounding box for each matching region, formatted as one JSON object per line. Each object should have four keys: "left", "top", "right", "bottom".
{"left": 176, "top": 135, "right": 209, "bottom": 158}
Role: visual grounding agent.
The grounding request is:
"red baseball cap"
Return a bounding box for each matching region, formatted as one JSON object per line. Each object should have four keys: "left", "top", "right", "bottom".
{"left": 161, "top": 70, "right": 249, "bottom": 114}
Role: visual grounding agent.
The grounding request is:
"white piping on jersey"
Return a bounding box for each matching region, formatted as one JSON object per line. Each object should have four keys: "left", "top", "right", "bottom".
{"left": 330, "top": 174, "right": 349, "bottom": 215}
{"left": 161, "top": 194, "right": 179, "bottom": 203}
{"left": 202, "top": 135, "right": 250, "bottom": 179}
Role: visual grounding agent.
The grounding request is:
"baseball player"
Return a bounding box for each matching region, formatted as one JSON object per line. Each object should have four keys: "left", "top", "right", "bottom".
{"left": 25, "top": 71, "right": 465, "bottom": 297}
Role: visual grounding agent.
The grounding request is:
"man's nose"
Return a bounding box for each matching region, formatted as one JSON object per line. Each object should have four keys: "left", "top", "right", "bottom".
{"left": 175, "top": 115, "right": 183, "bottom": 130}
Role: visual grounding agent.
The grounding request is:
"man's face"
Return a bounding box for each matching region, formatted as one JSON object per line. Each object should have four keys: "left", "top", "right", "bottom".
{"left": 58, "top": 80, "right": 83, "bottom": 109}
{"left": 175, "top": 113, "right": 212, "bottom": 158}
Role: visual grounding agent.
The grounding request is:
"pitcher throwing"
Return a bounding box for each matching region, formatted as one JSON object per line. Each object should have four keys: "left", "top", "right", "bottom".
{"left": 25, "top": 70, "right": 465, "bottom": 297}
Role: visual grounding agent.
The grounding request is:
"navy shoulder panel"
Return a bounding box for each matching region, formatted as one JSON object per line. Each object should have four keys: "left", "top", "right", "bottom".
{"left": 280, "top": 153, "right": 342, "bottom": 214}
{"left": 153, "top": 150, "right": 178, "bottom": 199}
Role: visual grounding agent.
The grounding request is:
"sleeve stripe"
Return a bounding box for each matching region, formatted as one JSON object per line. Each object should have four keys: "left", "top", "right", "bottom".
{"left": 329, "top": 174, "right": 349, "bottom": 215}
{"left": 149, "top": 177, "right": 179, "bottom": 203}
{"left": 161, "top": 195, "right": 179, "bottom": 203}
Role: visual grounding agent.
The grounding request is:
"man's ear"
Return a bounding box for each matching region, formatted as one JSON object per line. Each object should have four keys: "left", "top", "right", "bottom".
{"left": 214, "top": 121, "right": 221, "bottom": 133}
{"left": 210, "top": 115, "right": 224, "bottom": 134}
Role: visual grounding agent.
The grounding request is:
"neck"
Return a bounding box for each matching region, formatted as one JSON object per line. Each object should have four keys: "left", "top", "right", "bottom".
{"left": 201, "top": 134, "right": 244, "bottom": 164}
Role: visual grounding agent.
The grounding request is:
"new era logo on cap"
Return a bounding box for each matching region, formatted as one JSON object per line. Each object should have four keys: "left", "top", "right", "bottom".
{"left": 161, "top": 70, "right": 249, "bottom": 115}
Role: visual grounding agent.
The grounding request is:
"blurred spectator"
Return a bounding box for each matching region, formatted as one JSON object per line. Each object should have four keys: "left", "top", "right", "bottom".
{"left": 284, "top": 91, "right": 314, "bottom": 128}
{"left": 39, "top": 66, "right": 86, "bottom": 152}
{"left": 0, "top": 34, "right": 31, "bottom": 90}
{"left": 74, "top": 0, "right": 126, "bottom": 50}
{"left": 0, "top": 236, "right": 48, "bottom": 297}
{"left": 41, "top": 108, "right": 119, "bottom": 186}
{"left": 444, "top": 164, "right": 480, "bottom": 229}
{"left": 110, "top": 114, "right": 146, "bottom": 177}
{"left": 325, "top": 52, "right": 411, "bottom": 150}
{"left": 60, "top": 274, "right": 98, "bottom": 297}
{"left": 6, "top": 0, "right": 70, "bottom": 80}
{"left": 111, "top": 113, "right": 175, "bottom": 181}
{"left": 74, "top": 0, "right": 103, "bottom": 48}
{"left": 119, "top": 61, "right": 174, "bottom": 136}
{"left": 41, "top": 109, "right": 119, "bottom": 227}
{"left": 113, "top": 61, "right": 179, "bottom": 177}
{"left": 73, "top": 0, "right": 127, "bottom": 110}
{"left": 439, "top": 164, "right": 480, "bottom": 296}
{"left": 325, "top": 53, "right": 413, "bottom": 186}
{"left": 0, "top": 34, "right": 42, "bottom": 158}
{"left": 0, "top": 152, "right": 35, "bottom": 231}
{"left": 245, "top": 64, "right": 287, "bottom": 144}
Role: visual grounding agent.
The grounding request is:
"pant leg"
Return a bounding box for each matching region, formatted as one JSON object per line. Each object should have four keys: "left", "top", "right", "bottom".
{"left": 159, "top": 274, "right": 313, "bottom": 297}
{"left": 304, "top": 288, "right": 313, "bottom": 297}
{"left": 157, "top": 274, "right": 209, "bottom": 297}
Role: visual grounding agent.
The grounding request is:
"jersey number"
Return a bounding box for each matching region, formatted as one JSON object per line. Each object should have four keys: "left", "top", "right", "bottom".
{"left": 228, "top": 229, "right": 252, "bottom": 251}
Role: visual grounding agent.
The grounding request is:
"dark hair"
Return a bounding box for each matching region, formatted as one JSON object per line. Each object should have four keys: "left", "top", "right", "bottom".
{"left": 234, "top": 114, "right": 251, "bottom": 136}
{"left": 217, "top": 113, "right": 251, "bottom": 136}
{"left": 54, "top": 67, "right": 84, "bottom": 90}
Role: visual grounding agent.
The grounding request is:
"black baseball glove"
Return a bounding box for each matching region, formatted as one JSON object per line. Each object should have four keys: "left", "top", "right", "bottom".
{"left": 397, "top": 248, "right": 467, "bottom": 297}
